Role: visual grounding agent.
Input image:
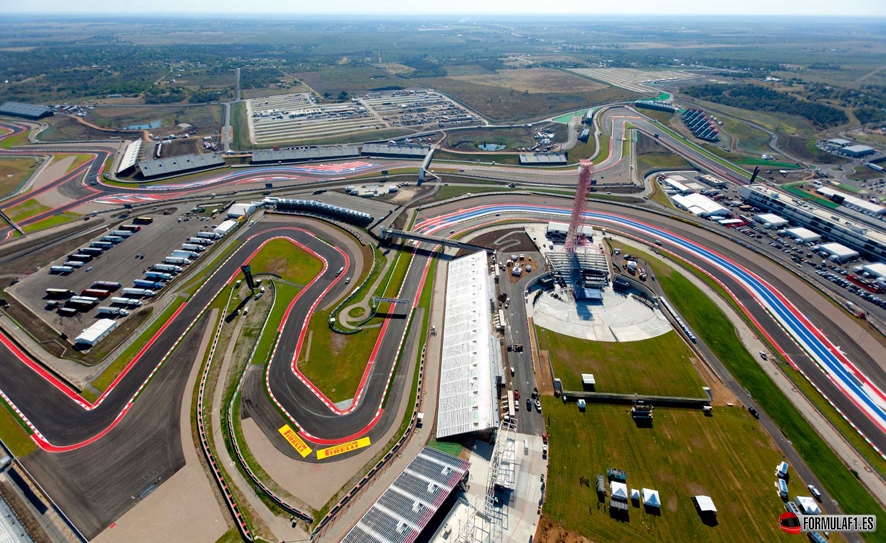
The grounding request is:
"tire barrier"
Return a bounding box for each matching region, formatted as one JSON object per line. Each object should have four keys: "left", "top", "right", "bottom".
{"left": 196, "top": 288, "right": 254, "bottom": 541}
{"left": 225, "top": 281, "right": 314, "bottom": 523}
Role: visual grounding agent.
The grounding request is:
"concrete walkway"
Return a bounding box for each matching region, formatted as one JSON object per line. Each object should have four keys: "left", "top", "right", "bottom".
{"left": 92, "top": 309, "right": 227, "bottom": 543}
{"left": 318, "top": 249, "right": 449, "bottom": 542}
{"left": 616, "top": 235, "right": 886, "bottom": 510}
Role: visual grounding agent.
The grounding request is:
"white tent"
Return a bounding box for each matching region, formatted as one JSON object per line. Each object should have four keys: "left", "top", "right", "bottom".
{"left": 642, "top": 488, "right": 661, "bottom": 508}
{"left": 610, "top": 481, "right": 628, "bottom": 501}
{"left": 695, "top": 495, "right": 717, "bottom": 513}
{"left": 630, "top": 488, "right": 640, "bottom": 502}
{"left": 795, "top": 496, "right": 821, "bottom": 515}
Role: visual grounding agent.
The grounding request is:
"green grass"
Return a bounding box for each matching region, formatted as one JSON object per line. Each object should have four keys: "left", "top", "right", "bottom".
{"left": 0, "top": 402, "right": 36, "bottom": 458}
{"left": 632, "top": 245, "right": 886, "bottom": 532}
{"left": 214, "top": 527, "right": 245, "bottom": 543}
{"left": 592, "top": 132, "right": 611, "bottom": 165}
{"left": 849, "top": 166, "right": 883, "bottom": 182}
{"left": 247, "top": 238, "right": 323, "bottom": 284}
{"left": 637, "top": 153, "right": 692, "bottom": 174}
{"left": 433, "top": 150, "right": 522, "bottom": 166}
{"left": 567, "top": 135, "right": 597, "bottom": 163}
{"left": 427, "top": 439, "right": 464, "bottom": 457}
{"left": 4, "top": 198, "right": 50, "bottom": 223}
{"left": 782, "top": 184, "right": 840, "bottom": 209}
{"left": 0, "top": 156, "right": 37, "bottom": 200}
{"left": 90, "top": 299, "right": 183, "bottom": 393}
{"left": 231, "top": 101, "right": 249, "bottom": 150}
{"left": 536, "top": 329, "right": 707, "bottom": 398}
{"left": 542, "top": 399, "right": 807, "bottom": 543}
{"left": 0, "top": 129, "right": 29, "bottom": 150}
{"left": 838, "top": 183, "right": 862, "bottom": 193}
{"left": 251, "top": 283, "right": 299, "bottom": 367}
{"left": 21, "top": 212, "right": 81, "bottom": 233}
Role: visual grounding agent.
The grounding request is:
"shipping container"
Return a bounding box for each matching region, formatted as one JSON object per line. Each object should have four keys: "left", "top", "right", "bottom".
{"left": 81, "top": 248, "right": 103, "bottom": 255}
{"left": 152, "top": 264, "right": 182, "bottom": 273}
{"left": 145, "top": 272, "right": 172, "bottom": 281}
{"left": 91, "top": 281, "right": 121, "bottom": 291}
{"left": 181, "top": 243, "right": 205, "bottom": 252}
{"left": 119, "top": 224, "right": 141, "bottom": 232}
{"left": 133, "top": 216, "right": 154, "bottom": 224}
{"left": 70, "top": 253, "right": 93, "bottom": 262}
{"left": 100, "top": 236, "right": 124, "bottom": 244}
{"left": 81, "top": 289, "right": 111, "bottom": 298}
{"left": 187, "top": 237, "right": 212, "bottom": 245}
{"left": 111, "top": 297, "right": 143, "bottom": 307}
{"left": 65, "top": 261, "right": 85, "bottom": 268}
{"left": 163, "top": 257, "right": 188, "bottom": 265}
{"left": 45, "top": 288, "right": 74, "bottom": 298}
{"left": 133, "top": 279, "right": 163, "bottom": 289}
{"left": 122, "top": 288, "right": 155, "bottom": 297}
{"left": 91, "top": 241, "right": 113, "bottom": 249}
{"left": 68, "top": 296, "right": 98, "bottom": 304}
{"left": 109, "top": 230, "right": 133, "bottom": 238}
{"left": 98, "top": 307, "right": 129, "bottom": 316}
{"left": 50, "top": 266, "right": 73, "bottom": 274}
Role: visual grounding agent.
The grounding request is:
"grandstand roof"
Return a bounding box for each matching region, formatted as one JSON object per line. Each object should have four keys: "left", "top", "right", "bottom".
{"left": 138, "top": 153, "right": 225, "bottom": 178}
{"left": 436, "top": 252, "right": 498, "bottom": 439}
{"left": 117, "top": 140, "right": 143, "bottom": 174}
{"left": 251, "top": 146, "right": 360, "bottom": 164}
{"left": 362, "top": 143, "right": 430, "bottom": 157}
{"left": 519, "top": 153, "right": 567, "bottom": 165}
{"left": 0, "top": 101, "right": 52, "bottom": 119}
{"left": 341, "top": 447, "right": 470, "bottom": 543}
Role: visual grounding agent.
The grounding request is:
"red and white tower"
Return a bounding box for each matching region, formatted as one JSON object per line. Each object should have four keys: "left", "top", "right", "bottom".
{"left": 564, "top": 159, "right": 594, "bottom": 254}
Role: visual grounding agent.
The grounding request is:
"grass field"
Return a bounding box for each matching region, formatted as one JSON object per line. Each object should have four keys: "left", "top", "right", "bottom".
{"left": 21, "top": 212, "right": 81, "bottom": 233}
{"left": 0, "top": 402, "right": 36, "bottom": 457}
{"left": 0, "top": 157, "right": 37, "bottom": 199}
{"left": 414, "top": 75, "right": 639, "bottom": 124}
{"left": 718, "top": 116, "right": 772, "bottom": 155}
{"left": 618, "top": 243, "right": 886, "bottom": 533}
{"left": 448, "top": 68, "right": 607, "bottom": 94}
{"left": 637, "top": 153, "right": 693, "bottom": 174}
{"left": 542, "top": 399, "right": 809, "bottom": 543}
{"left": 88, "top": 104, "right": 224, "bottom": 133}
{"left": 433, "top": 150, "right": 521, "bottom": 166}
{"left": 848, "top": 166, "right": 883, "bottom": 182}
{"left": 536, "top": 328, "right": 708, "bottom": 398}
{"left": 0, "top": 129, "right": 29, "bottom": 150}
{"left": 781, "top": 184, "right": 840, "bottom": 209}
{"left": 4, "top": 198, "right": 50, "bottom": 224}
{"left": 247, "top": 238, "right": 323, "bottom": 285}
{"left": 444, "top": 124, "right": 567, "bottom": 152}
{"left": 231, "top": 101, "right": 250, "bottom": 150}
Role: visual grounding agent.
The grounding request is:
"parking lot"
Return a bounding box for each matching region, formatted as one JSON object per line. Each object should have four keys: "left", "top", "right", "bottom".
{"left": 8, "top": 207, "right": 218, "bottom": 340}
{"left": 246, "top": 89, "right": 479, "bottom": 145}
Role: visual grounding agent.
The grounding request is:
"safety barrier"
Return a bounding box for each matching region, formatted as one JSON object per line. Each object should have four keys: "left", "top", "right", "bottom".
{"left": 225, "top": 280, "right": 314, "bottom": 523}
{"left": 196, "top": 288, "right": 254, "bottom": 541}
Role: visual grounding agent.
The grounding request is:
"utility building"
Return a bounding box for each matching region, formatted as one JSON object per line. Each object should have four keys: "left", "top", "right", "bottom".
{"left": 0, "top": 101, "right": 53, "bottom": 120}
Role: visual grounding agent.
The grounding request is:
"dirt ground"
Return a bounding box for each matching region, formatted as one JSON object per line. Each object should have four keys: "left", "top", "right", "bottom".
{"left": 535, "top": 516, "right": 593, "bottom": 543}
{"left": 448, "top": 68, "right": 606, "bottom": 94}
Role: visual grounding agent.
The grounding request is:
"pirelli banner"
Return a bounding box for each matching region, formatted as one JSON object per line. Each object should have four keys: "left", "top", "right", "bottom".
{"left": 278, "top": 425, "right": 312, "bottom": 458}
{"left": 316, "top": 437, "right": 371, "bottom": 460}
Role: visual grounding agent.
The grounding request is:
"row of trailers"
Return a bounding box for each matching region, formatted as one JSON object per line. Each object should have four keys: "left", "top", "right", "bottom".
{"left": 49, "top": 224, "right": 143, "bottom": 275}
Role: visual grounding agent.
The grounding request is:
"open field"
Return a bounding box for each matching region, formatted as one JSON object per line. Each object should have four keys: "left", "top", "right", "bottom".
{"left": 443, "top": 124, "right": 567, "bottom": 152}
{"left": 447, "top": 68, "right": 607, "bottom": 94}
{"left": 569, "top": 67, "right": 699, "bottom": 94}
{"left": 37, "top": 116, "right": 135, "bottom": 142}
{"left": 21, "top": 212, "right": 82, "bottom": 234}
{"left": 541, "top": 399, "right": 810, "bottom": 543}
{"left": 244, "top": 238, "right": 323, "bottom": 285}
{"left": 536, "top": 328, "right": 708, "bottom": 398}
{"left": 413, "top": 76, "right": 640, "bottom": 124}
{"left": 0, "top": 403, "right": 36, "bottom": 458}
{"left": 4, "top": 198, "right": 49, "bottom": 224}
{"left": 87, "top": 104, "right": 224, "bottom": 136}
{"left": 0, "top": 157, "right": 38, "bottom": 200}
{"left": 848, "top": 166, "right": 883, "bottom": 181}
{"left": 636, "top": 132, "right": 692, "bottom": 173}
{"left": 619, "top": 243, "right": 886, "bottom": 530}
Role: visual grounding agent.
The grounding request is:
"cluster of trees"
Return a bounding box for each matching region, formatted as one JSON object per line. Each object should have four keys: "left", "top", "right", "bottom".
{"left": 239, "top": 67, "right": 285, "bottom": 89}
{"left": 399, "top": 56, "right": 447, "bottom": 79}
{"left": 683, "top": 84, "right": 848, "bottom": 128}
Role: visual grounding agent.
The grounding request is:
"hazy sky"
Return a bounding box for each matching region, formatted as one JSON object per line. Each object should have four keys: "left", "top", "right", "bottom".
{"left": 7, "top": 0, "right": 886, "bottom": 16}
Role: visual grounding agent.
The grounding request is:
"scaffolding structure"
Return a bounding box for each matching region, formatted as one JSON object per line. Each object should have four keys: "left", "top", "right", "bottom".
{"left": 564, "top": 160, "right": 595, "bottom": 254}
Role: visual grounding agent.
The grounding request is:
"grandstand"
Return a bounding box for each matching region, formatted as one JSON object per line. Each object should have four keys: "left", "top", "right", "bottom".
{"left": 520, "top": 153, "right": 567, "bottom": 165}
{"left": 265, "top": 198, "right": 374, "bottom": 226}
{"left": 117, "top": 140, "right": 143, "bottom": 175}
{"left": 341, "top": 447, "right": 470, "bottom": 543}
{"left": 251, "top": 145, "right": 361, "bottom": 164}
{"left": 137, "top": 153, "right": 225, "bottom": 179}
{"left": 362, "top": 143, "right": 430, "bottom": 158}
{"left": 681, "top": 109, "right": 719, "bottom": 142}
{"left": 635, "top": 101, "right": 676, "bottom": 113}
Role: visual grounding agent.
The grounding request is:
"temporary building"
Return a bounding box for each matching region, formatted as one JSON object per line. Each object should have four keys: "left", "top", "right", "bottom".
{"left": 754, "top": 213, "right": 789, "bottom": 229}
{"left": 214, "top": 219, "right": 238, "bottom": 237}
{"left": 785, "top": 227, "right": 821, "bottom": 243}
{"left": 610, "top": 481, "right": 628, "bottom": 501}
{"left": 582, "top": 374, "right": 596, "bottom": 388}
{"left": 776, "top": 461, "right": 790, "bottom": 479}
{"left": 694, "top": 495, "right": 717, "bottom": 515}
{"left": 74, "top": 318, "right": 118, "bottom": 347}
{"left": 630, "top": 488, "right": 640, "bottom": 502}
{"left": 227, "top": 202, "right": 258, "bottom": 218}
{"left": 577, "top": 399, "right": 586, "bottom": 411}
{"left": 642, "top": 488, "right": 661, "bottom": 509}
{"left": 795, "top": 496, "right": 821, "bottom": 515}
{"left": 596, "top": 475, "right": 606, "bottom": 495}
